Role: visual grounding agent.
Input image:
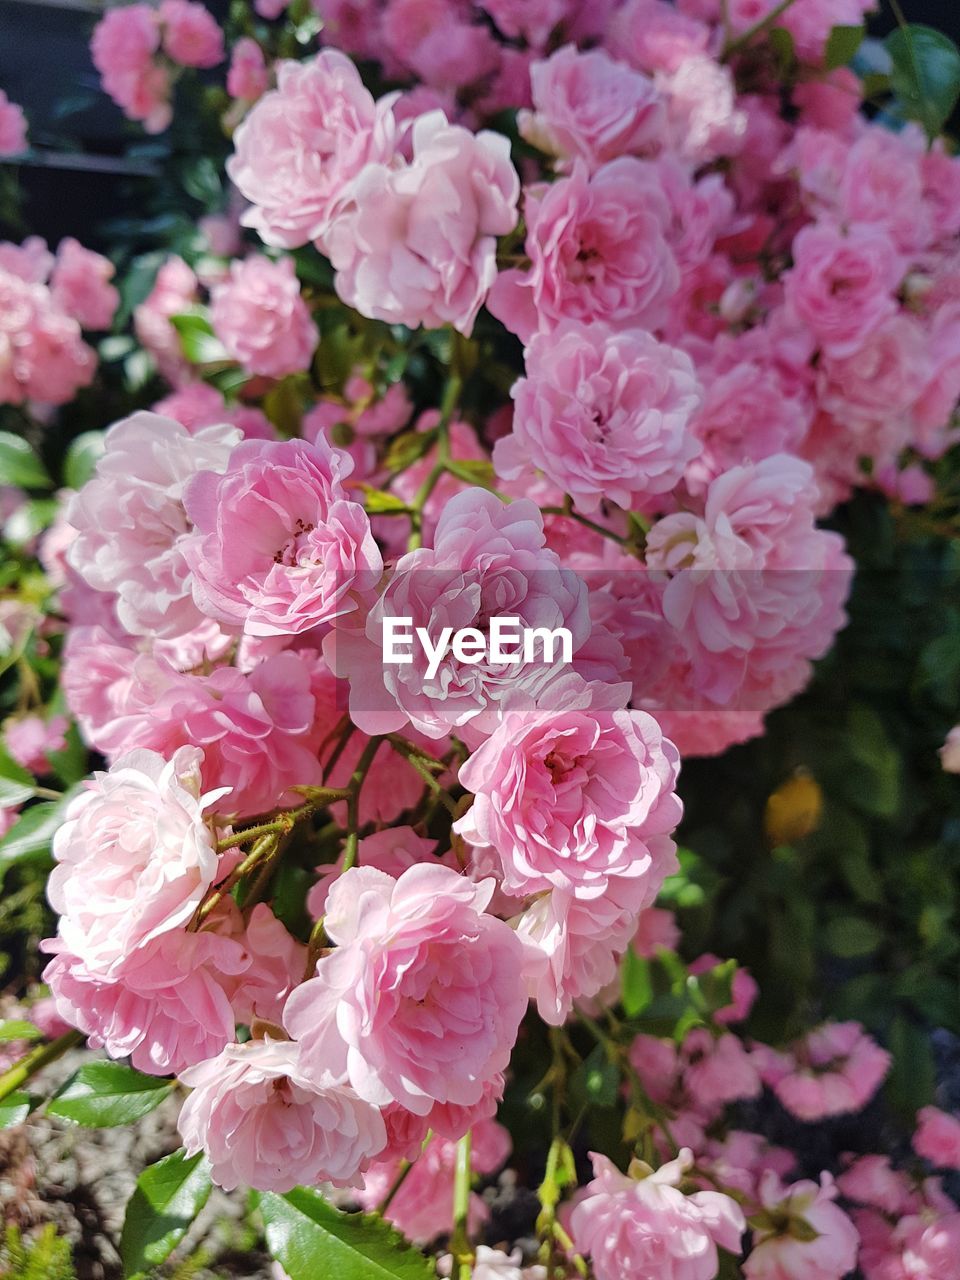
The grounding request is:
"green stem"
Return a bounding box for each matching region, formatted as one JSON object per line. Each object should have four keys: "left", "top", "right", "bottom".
{"left": 0, "top": 1029, "right": 83, "bottom": 1104}
{"left": 377, "top": 1159, "right": 412, "bottom": 1214}
{"left": 541, "top": 505, "right": 629, "bottom": 548}
{"left": 197, "top": 833, "right": 279, "bottom": 924}
{"left": 341, "top": 736, "right": 385, "bottom": 873}
{"left": 451, "top": 1130, "right": 473, "bottom": 1280}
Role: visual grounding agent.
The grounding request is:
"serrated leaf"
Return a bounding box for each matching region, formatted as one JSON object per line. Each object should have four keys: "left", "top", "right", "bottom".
{"left": 886, "top": 24, "right": 960, "bottom": 138}
{"left": 825, "top": 24, "right": 865, "bottom": 70}
{"left": 0, "top": 1091, "right": 34, "bottom": 1129}
{"left": 0, "top": 431, "right": 52, "bottom": 490}
{"left": 48, "top": 1061, "right": 173, "bottom": 1127}
{"left": 64, "top": 431, "right": 106, "bottom": 490}
{"left": 0, "top": 1019, "right": 41, "bottom": 1043}
{"left": 260, "top": 1187, "right": 434, "bottom": 1280}
{"left": 0, "top": 746, "right": 35, "bottom": 808}
{"left": 120, "top": 1148, "right": 213, "bottom": 1277}
{"left": 622, "top": 948, "right": 653, "bottom": 1017}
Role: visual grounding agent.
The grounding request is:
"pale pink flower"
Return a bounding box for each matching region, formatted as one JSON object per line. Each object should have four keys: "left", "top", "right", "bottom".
{"left": 913, "top": 303, "right": 960, "bottom": 458}
{"left": 224, "top": 904, "right": 305, "bottom": 1026}
{"left": 50, "top": 238, "right": 119, "bottom": 330}
{"left": 914, "top": 1107, "right": 960, "bottom": 1171}
{"left": 488, "top": 158, "right": 679, "bottom": 343}
{"left": 284, "top": 865, "right": 527, "bottom": 1116}
{"left": 0, "top": 91, "right": 28, "bottom": 157}
{"left": 838, "top": 127, "right": 930, "bottom": 256}
{"left": 90, "top": 4, "right": 171, "bottom": 132}
{"left": 681, "top": 1028, "right": 762, "bottom": 1111}
{"left": 570, "top": 1150, "right": 745, "bottom": 1280}
{"left": 744, "top": 1171, "right": 859, "bottom": 1280}
{"left": 326, "top": 110, "right": 518, "bottom": 336}
{"left": 0, "top": 236, "right": 53, "bottom": 283}
{"left": 43, "top": 927, "right": 250, "bottom": 1076}
{"left": 183, "top": 436, "right": 382, "bottom": 637}
{"left": 656, "top": 55, "right": 746, "bottom": 163}
{"left": 449, "top": 1247, "right": 546, "bottom": 1280}
{"left": 896, "top": 1211, "right": 960, "bottom": 1280}
{"left": 380, "top": 0, "right": 500, "bottom": 89}
{"left": 179, "top": 1037, "right": 386, "bottom": 1191}
{"left": 520, "top": 45, "right": 666, "bottom": 170}
{"left": 227, "top": 37, "right": 269, "bottom": 100}
{"left": 0, "top": 267, "right": 96, "bottom": 406}
{"left": 837, "top": 1155, "right": 914, "bottom": 1216}
{"left": 159, "top": 0, "right": 224, "bottom": 68}
{"left": 307, "top": 826, "right": 445, "bottom": 919}
{"left": 210, "top": 255, "right": 317, "bottom": 379}
{"left": 633, "top": 906, "right": 680, "bottom": 958}
{"left": 940, "top": 726, "right": 960, "bottom": 774}
{"left": 784, "top": 222, "right": 903, "bottom": 358}
{"left": 495, "top": 321, "right": 700, "bottom": 514}
{"left": 456, "top": 675, "right": 681, "bottom": 899}
{"left": 774, "top": 1021, "right": 891, "bottom": 1120}
{"left": 793, "top": 69, "right": 863, "bottom": 133}
{"left": 47, "top": 746, "right": 221, "bottom": 978}
{"left": 780, "top": 0, "right": 876, "bottom": 64}
{"left": 133, "top": 255, "right": 198, "bottom": 383}
{"left": 606, "top": 0, "right": 711, "bottom": 75}
{"left": 152, "top": 381, "right": 274, "bottom": 440}
{"left": 3, "top": 713, "right": 68, "bottom": 774}
{"left": 67, "top": 412, "right": 240, "bottom": 639}
{"left": 478, "top": 0, "right": 572, "bottom": 47}
{"left": 228, "top": 51, "right": 397, "bottom": 250}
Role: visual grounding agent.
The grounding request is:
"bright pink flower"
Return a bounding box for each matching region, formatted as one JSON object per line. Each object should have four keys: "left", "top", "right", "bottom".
{"left": 43, "top": 927, "right": 249, "bottom": 1076}
{"left": 210, "top": 255, "right": 317, "bottom": 379}
{"left": 784, "top": 222, "right": 903, "bottom": 358}
{"left": 520, "top": 45, "right": 665, "bottom": 170}
{"left": 325, "top": 487, "right": 593, "bottom": 739}
{"left": 744, "top": 1172, "right": 859, "bottom": 1280}
{"left": 284, "top": 865, "right": 527, "bottom": 1116}
{"left": 489, "top": 158, "right": 679, "bottom": 343}
{"left": 227, "top": 37, "right": 269, "bottom": 100}
{"left": 913, "top": 303, "right": 960, "bottom": 458}
{"left": 0, "top": 236, "right": 53, "bottom": 284}
{"left": 681, "top": 1028, "right": 762, "bottom": 1111}
{"left": 159, "top": 0, "right": 224, "bottom": 68}
{"left": 456, "top": 675, "right": 681, "bottom": 899}
{"left": 633, "top": 906, "right": 680, "bottom": 958}
{"left": 478, "top": 0, "right": 573, "bottom": 47}
{"left": 228, "top": 51, "right": 397, "bottom": 250}
{"left": 178, "top": 1037, "right": 387, "bottom": 1191}
{"left": 495, "top": 321, "right": 700, "bottom": 514}
{"left": 793, "top": 69, "right": 862, "bottom": 132}
{"left": 183, "top": 436, "right": 382, "bottom": 637}
{"left": 914, "top": 1107, "right": 960, "bottom": 1171}
{"left": 3, "top": 713, "right": 68, "bottom": 774}
{"left": 0, "top": 91, "right": 28, "bottom": 157}
{"left": 326, "top": 110, "right": 518, "bottom": 336}
{"left": 67, "top": 412, "right": 240, "bottom": 639}
{"left": 570, "top": 1150, "right": 745, "bottom": 1280}
{"left": 49, "top": 238, "right": 119, "bottom": 330}
{"left": 47, "top": 746, "right": 222, "bottom": 977}
{"left": 774, "top": 1021, "right": 891, "bottom": 1120}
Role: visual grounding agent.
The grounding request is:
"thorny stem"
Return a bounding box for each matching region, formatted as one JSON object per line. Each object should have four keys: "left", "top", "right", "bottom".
{"left": 197, "top": 832, "right": 280, "bottom": 925}
{"left": 387, "top": 735, "right": 458, "bottom": 816}
{"left": 341, "top": 736, "right": 385, "bottom": 873}
{"left": 0, "top": 1029, "right": 83, "bottom": 1105}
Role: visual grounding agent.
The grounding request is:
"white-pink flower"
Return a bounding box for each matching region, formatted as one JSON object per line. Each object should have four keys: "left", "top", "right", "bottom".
{"left": 744, "top": 1172, "right": 859, "bottom": 1280}
{"left": 209, "top": 255, "right": 317, "bottom": 379}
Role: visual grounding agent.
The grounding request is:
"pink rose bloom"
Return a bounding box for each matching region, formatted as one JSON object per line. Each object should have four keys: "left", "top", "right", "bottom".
{"left": 681, "top": 1028, "right": 762, "bottom": 1111}
{"left": 179, "top": 1037, "right": 386, "bottom": 1192}
{"left": 0, "top": 236, "right": 54, "bottom": 284}
{"left": 47, "top": 746, "right": 221, "bottom": 978}
{"left": 495, "top": 321, "right": 700, "bottom": 514}
{"left": 913, "top": 303, "right": 960, "bottom": 458}
{"left": 774, "top": 1021, "right": 891, "bottom": 1121}
{"left": 43, "top": 926, "right": 249, "bottom": 1076}
{"left": 225, "top": 904, "right": 305, "bottom": 1025}
{"left": 210, "top": 255, "right": 317, "bottom": 379}
{"left": 380, "top": 0, "right": 500, "bottom": 89}
{"left": 793, "top": 69, "right": 862, "bottom": 133}
{"left": 488, "top": 158, "right": 679, "bottom": 343}
{"left": 456, "top": 675, "right": 681, "bottom": 899}
{"left": 0, "top": 268, "right": 96, "bottom": 406}
{"left": 914, "top": 1107, "right": 960, "bottom": 1171}
{"left": 633, "top": 906, "right": 680, "bottom": 957}
{"left": 307, "top": 826, "right": 445, "bottom": 918}
{"left": 570, "top": 1150, "right": 745, "bottom": 1280}
{"left": 940, "top": 726, "right": 960, "bottom": 774}
{"left": 228, "top": 51, "right": 397, "bottom": 250}
{"left": 91, "top": 4, "right": 171, "bottom": 132}
{"left": 744, "top": 1172, "right": 859, "bottom": 1280}
{"left": 519, "top": 45, "right": 666, "bottom": 170}
{"left": 784, "top": 222, "right": 903, "bottom": 358}
{"left": 3, "top": 713, "right": 68, "bottom": 774}
{"left": 837, "top": 1155, "right": 914, "bottom": 1216}
{"left": 838, "top": 128, "right": 930, "bottom": 256}
{"left": 688, "top": 953, "right": 758, "bottom": 1024}
{"left": 49, "top": 238, "right": 119, "bottom": 331}
{"left": 228, "top": 37, "right": 269, "bottom": 100}
{"left": 657, "top": 55, "right": 746, "bottom": 163}
{"left": 159, "top": 0, "right": 224, "bottom": 68}
{"left": 896, "top": 1211, "right": 960, "bottom": 1280}
{"left": 67, "top": 412, "right": 241, "bottom": 639}
{"left": 0, "top": 91, "right": 28, "bottom": 157}
{"left": 325, "top": 487, "right": 593, "bottom": 740}
{"left": 284, "top": 864, "right": 527, "bottom": 1116}
{"left": 133, "top": 255, "right": 198, "bottom": 383}
{"left": 478, "top": 0, "right": 572, "bottom": 47}
{"left": 152, "top": 381, "right": 274, "bottom": 440}
{"left": 780, "top": 0, "right": 876, "bottom": 64}
{"left": 183, "top": 436, "right": 382, "bottom": 637}
{"left": 326, "top": 110, "right": 518, "bottom": 337}
{"left": 606, "top": 0, "right": 711, "bottom": 75}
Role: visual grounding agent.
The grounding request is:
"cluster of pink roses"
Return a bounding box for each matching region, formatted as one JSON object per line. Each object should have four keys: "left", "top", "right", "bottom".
{"left": 0, "top": 89, "right": 28, "bottom": 157}
{"left": 0, "top": 235, "right": 118, "bottom": 406}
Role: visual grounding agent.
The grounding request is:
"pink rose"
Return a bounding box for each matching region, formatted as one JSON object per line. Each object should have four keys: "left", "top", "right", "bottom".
{"left": 228, "top": 51, "right": 397, "bottom": 250}
{"left": 773, "top": 1021, "right": 891, "bottom": 1120}
{"left": 745, "top": 1172, "right": 859, "bottom": 1280}
{"left": 50, "top": 238, "right": 119, "bottom": 331}
{"left": 3, "top": 713, "right": 68, "bottom": 774}
{"left": 47, "top": 746, "right": 221, "bottom": 977}
{"left": 380, "top": 0, "right": 500, "bottom": 89}
{"left": 326, "top": 110, "right": 519, "bottom": 336}
{"left": 152, "top": 381, "right": 274, "bottom": 440}
{"left": 133, "top": 255, "right": 198, "bottom": 382}
{"left": 159, "top": 0, "right": 224, "bottom": 68}
{"left": 284, "top": 864, "right": 528, "bottom": 1116}
{"left": 0, "top": 91, "right": 28, "bottom": 157}
{"left": 680, "top": 1028, "right": 762, "bottom": 1112}
{"left": 606, "top": 0, "right": 711, "bottom": 74}
{"left": 520, "top": 45, "right": 666, "bottom": 170}
{"left": 67, "top": 412, "right": 241, "bottom": 639}
{"left": 489, "top": 158, "right": 679, "bottom": 343}
{"left": 227, "top": 37, "right": 269, "bottom": 101}
{"left": 183, "top": 436, "right": 382, "bottom": 637}
{"left": 657, "top": 55, "right": 746, "bottom": 163}
{"left": 914, "top": 1107, "right": 960, "bottom": 1171}
{"left": 478, "top": 0, "right": 573, "bottom": 47}
{"left": 896, "top": 1211, "right": 960, "bottom": 1279}
{"left": 837, "top": 1155, "right": 914, "bottom": 1216}
{"left": 0, "top": 267, "right": 96, "bottom": 406}
{"left": 570, "top": 1150, "right": 745, "bottom": 1280}
{"left": 90, "top": 4, "right": 171, "bottom": 132}
{"left": 780, "top": 0, "right": 876, "bottom": 64}
{"left": 210, "top": 255, "right": 317, "bottom": 379}
{"left": 784, "top": 222, "right": 903, "bottom": 358}
{"left": 179, "top": 1037, "right": 386, "bottom": 1191}
{"left": 495, "top": 321, "right": 700, "bottom": 514}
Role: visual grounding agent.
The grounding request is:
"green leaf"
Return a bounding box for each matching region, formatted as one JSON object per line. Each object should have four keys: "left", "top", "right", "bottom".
{"left": 0, "top": 1019, "right": 41, "bottom": 1043}
{"left": 360, "top": 486, "right": 410, "bottom": 515}
{"left": 0, "top": 431, "right": 52, "bottom": 490}
{"left": 886, "top": 24, "right": 960, "bottom": 138}
{"left": 260, "top": 1188, "right": 434, "bottom": 1280}
{"left": 48, "top": 1062, "right": 174, "bottom": 1127}
{"left": 824, "top": 915, "right": 882, "bottom": 958}
{"left": 120, "top": 1148, "right": 213, "bottom": 1277}
{"left": 621, "top": 948, "right": 653, "bottom": 1017}
{"left": 63, "top": 431, "right": 106, "bottom": 490}
{"left": 0, "top": 1091, "right": 34, "bottom": 1129}
{"left": 0, "top": 746, "right": 36, "bottom": 808}
{"left": 570, "top": 1043, "right": 619, "bottom": 1110}
{"left": 825, "top": 24, "right": 865, "bottom": 70}
{"left": 0, "top": 802, "right": 61, "bottom": 870}
{"left": 170, "top": 311, "right": 229, "bottom": 365}
{"left": 768, "top": 26, "right": 795, "bottom": 72}
{"left": 4, "top": 498, "right": 59, "bottom": 545}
